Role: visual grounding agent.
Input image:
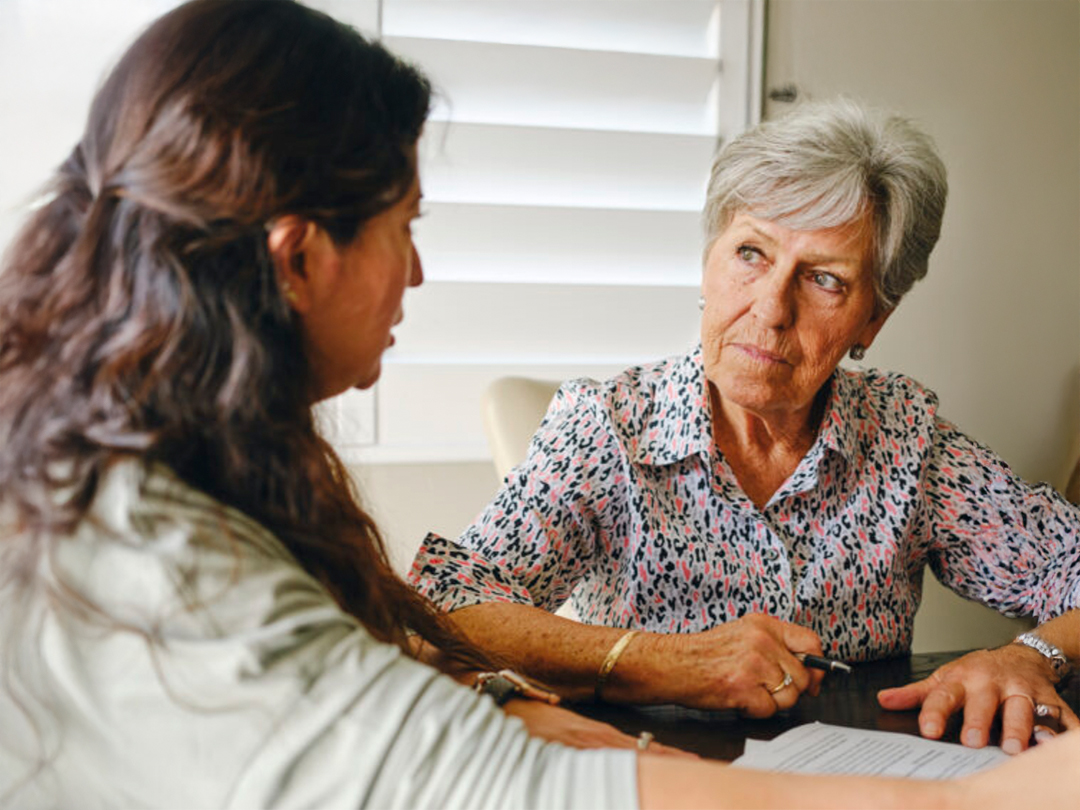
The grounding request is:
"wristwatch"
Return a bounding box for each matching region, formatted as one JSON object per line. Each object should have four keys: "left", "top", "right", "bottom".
{"left": 1013, "top": 632, "right": 1072, "bottom": 681}
{"left": 474, "top": 669, "right": 561, "bottom": 706}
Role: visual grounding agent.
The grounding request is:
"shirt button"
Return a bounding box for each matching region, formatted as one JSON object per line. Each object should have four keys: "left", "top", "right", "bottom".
{"left": 767, "top": 548, "right": 781, "bottom": 561}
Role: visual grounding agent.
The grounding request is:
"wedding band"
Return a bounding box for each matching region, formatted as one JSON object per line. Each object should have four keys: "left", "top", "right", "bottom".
{"left": 637, "top": 731, "right": 654, "bottom": 751}
{"left": 768, "top": 672, "right": 794, "bottom": 695}
{"left": 1006, "top": 693, "right": 1036, "bottom": 711}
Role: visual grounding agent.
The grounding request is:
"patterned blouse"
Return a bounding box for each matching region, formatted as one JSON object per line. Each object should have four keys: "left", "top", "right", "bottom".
{"left": 408, "top": 347, "right": 1080, "bottom": 661}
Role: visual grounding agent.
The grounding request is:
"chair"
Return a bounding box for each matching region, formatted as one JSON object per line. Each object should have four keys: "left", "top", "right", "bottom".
{"left": 481, "top": 376, "right": 562, "bottom": 480}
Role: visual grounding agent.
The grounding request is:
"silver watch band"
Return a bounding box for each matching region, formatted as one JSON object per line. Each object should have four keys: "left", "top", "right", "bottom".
{"left": 1013, "top": 632, "right": 1072, "bottom": 681}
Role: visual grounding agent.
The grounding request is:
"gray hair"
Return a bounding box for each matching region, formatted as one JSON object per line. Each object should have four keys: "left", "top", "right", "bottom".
{"left": 704, "top": 98, "right": 948, "bottom": 310}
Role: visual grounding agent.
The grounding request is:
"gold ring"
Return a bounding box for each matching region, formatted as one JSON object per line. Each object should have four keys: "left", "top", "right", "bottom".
{"left": 768, "top": 672, "right": 794, "bottom": 695}
{"left": 637, "top": 731, "right": 654, "bottom": 751}
{"left": 1005, "top": 693, "right": 1037, "bottom": 711}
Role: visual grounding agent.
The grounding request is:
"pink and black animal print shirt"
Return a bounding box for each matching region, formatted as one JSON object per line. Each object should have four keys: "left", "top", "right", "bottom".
{"left": 408, "top": 347, "right": 1080, "bottom": 661}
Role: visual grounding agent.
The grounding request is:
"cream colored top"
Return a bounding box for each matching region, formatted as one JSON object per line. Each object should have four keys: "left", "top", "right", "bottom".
{"left": 0, "top": 460, "right": 636, "bottom": 809}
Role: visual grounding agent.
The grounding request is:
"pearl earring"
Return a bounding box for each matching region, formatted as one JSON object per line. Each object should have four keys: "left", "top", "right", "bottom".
{"left": 282, "top": 282, "right": 298, "bottom": 303}
{"left": 849, "top": 344, "right": 866, "bottom": 361}
{"left": 698, "top": 295, "right": 706, "bottom": 311}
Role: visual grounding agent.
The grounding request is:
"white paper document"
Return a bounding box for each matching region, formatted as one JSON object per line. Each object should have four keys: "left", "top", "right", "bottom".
{"left": 732, "top": 722, "right": 1008, "bottom": 779}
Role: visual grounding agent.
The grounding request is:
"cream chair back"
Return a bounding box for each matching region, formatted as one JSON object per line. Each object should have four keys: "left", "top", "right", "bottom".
{"left": 481, "top": 377, "right": 562, "bottom": 480}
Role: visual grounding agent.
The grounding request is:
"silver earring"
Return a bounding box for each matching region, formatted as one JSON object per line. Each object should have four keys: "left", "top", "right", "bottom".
{"left": 849, "top": 344, "right": 866, "bottom": 361}
{"left": 698, "top": 295, "right": 706, "bottom": 311}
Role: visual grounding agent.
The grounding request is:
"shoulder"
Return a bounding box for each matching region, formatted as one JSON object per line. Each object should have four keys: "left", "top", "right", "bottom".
{"left": 834, "top": 366, "right": 940, "bottom": 424}
{"left": 544, "top": 349, "right": 699, "bottom": 445}
{"left": 63, "top": 459, "right": 325, "bottom": 633}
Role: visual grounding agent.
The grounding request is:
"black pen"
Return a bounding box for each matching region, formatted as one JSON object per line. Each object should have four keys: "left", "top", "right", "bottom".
{"left": 796, "top": 653, "right": 852, "bottom": 673}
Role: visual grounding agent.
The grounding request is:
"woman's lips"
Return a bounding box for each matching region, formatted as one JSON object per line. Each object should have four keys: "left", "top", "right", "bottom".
{"left": 732, "top": 343, "right": 789, "bottom": 364}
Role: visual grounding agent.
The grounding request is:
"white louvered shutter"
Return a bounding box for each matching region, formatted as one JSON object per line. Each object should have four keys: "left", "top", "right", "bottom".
{"left": 312, "top": 0, "right": 765, "bottom": 462}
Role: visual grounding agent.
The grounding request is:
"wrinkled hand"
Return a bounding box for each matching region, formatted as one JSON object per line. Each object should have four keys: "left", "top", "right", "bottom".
{"left": 502, "top": 699, "right": 693, "bottom": 756}
{"left": 638, "top": 613, "right": 825, "bottom": 717}
{"left": 878, "top": 646, "right": 1079, "bottom": 753}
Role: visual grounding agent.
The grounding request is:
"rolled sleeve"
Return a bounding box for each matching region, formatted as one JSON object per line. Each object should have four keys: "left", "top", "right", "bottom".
{"left": 409, "top": 532, "right": 537, "bottom": 611}
{"left": 408, "top": 382, "right": 611, "bottom": 614}
{"left": 924, "top": 418, "right": 1080, "bottom": 622}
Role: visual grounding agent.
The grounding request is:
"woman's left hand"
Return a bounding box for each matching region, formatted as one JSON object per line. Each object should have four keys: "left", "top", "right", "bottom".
{"left": 501, "top": 699, "right": 694, "bottom": 756}
{"left": 877, "top": 645, "right": 1079, "bottom": 753}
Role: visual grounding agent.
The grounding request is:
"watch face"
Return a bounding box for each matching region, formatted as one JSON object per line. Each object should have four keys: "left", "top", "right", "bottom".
{"left": 479, "top": 674, "right": 519, "bottom": 706}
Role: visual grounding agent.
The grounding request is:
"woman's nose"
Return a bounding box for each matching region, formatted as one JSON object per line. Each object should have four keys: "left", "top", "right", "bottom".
{"left": 410, "top": 245, "right": 424, "bottom": 287}
{"left": 751, "top": 269, "right": 795, "bottom": 329}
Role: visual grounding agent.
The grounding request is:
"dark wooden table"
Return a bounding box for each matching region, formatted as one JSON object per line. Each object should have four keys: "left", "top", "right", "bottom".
{"left": 575, "top": 651, "right": 1080, "bottom": 761}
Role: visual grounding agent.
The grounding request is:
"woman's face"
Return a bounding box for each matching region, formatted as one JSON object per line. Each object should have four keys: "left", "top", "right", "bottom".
{"left": 700, "top": 211, "right": 889, "bottom": 422}
{"left": 300, "top": 172, "right": 424, "bottom": 401}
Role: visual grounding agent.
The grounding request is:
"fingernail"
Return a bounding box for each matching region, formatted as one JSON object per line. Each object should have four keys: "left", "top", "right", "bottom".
{"left": 1034, "top": 727, "right": 1057, "bottom": 744}
{"left": 1001, "top": 738, "right": 1022, "bottom": 755}
{"left": 963, "top": 729, "right": 983, "bottom": 747}
{"left": 921, "top": 721, "right": 942, "bottom": 737}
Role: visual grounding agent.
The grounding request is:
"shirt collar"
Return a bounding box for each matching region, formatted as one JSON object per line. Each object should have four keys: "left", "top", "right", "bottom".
{"left": 813, "top": 368, "right": 860, "bottom": 465}
{"left": 632, "top": 348, "right": 861, "bottom": 467}
{"left": 632, "top": 346, "right": 714, "bottom": 466}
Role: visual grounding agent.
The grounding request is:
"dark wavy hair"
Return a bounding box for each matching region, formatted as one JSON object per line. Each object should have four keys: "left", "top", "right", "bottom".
{"left": 0, "top": 0, "right": 483, "bottom": 667}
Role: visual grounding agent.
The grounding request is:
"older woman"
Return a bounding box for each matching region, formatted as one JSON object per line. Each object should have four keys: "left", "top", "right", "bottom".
{"left": 409, "top": 100, "right": 1080, "bottom": 755}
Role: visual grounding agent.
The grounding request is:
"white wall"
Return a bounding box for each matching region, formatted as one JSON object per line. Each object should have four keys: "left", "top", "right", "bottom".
{"left": 360, "top": 0, "right": 1079, "bottom": 653}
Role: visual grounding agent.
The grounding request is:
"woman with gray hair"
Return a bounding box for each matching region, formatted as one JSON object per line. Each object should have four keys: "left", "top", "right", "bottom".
{"left": 411, "top": 99, "right": 1080, "bottom": 755}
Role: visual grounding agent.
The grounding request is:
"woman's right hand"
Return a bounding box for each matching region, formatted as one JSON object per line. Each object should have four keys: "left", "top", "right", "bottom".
{"left": 615, "top": 614, "right": 826, "bottom": 716}
{"left": 502, "top": 699, "right": 693, "bottom": 756}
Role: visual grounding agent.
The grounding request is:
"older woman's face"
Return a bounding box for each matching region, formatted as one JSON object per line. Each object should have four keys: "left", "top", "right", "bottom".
{"left": 700, "top": 212, "right": 889, "bottom": 421}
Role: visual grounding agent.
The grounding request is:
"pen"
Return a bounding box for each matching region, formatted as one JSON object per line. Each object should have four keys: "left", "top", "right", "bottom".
{"left": 796, "top": 653, "right": 852, "bottom": 673}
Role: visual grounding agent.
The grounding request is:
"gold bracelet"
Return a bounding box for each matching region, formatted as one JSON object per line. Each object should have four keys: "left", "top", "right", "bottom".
{"left": 595, "top": 629, "right": 639, "bottom": 700}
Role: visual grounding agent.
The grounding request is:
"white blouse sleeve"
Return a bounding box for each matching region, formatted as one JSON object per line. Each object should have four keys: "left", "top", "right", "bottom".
{"left": 221, "top": 581, "right": 638, "bottom": 810}
{"left": 12, "top": 462, "right": 638, "bottom": 810}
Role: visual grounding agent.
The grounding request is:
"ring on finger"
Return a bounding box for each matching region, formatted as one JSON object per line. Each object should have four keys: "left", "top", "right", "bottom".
{"left": 1035, "top": 703, "right": 1060, "bottom": 719}
{"left": 768, "top": 672, "right": 794, "bottom": 695}
{"left": 1005, "top": 693, "right": 1036, "bottom": 711}
{"left": 637, "top": 731, "right": 654, "bottom": 751}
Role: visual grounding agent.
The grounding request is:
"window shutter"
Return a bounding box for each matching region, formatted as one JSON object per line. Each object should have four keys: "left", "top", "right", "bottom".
{"left": 316, "top": 2, "right": 761, "bottom": 462}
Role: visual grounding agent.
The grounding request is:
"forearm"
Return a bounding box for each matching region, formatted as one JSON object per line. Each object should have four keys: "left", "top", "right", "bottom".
{"left": 636, "top": 756, "right": 959, "bottom": 810}
{"left": 449, "top": 602, "right": 673, "bottom": 703}
{"left": 450, "top": 604, "right": 828, "bottom": 712}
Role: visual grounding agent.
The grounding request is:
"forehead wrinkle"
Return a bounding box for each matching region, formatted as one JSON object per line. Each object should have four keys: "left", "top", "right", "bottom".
{"left": 736, "top": 218, "right": 866, "bottom": 268}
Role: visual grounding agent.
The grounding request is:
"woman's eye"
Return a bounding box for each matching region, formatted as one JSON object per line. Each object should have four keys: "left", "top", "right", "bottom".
{"left": 736, "top": 245, "right": 759, "bottom": 263}
{"left": 811, "top": 271, "right": 843, "bottom": 291}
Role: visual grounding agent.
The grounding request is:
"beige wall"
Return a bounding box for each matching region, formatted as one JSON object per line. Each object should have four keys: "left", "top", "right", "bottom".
{"left": 350, "top": 461, "right": 499, "bottom": 575}
{"left": 360, "top": 0, "right": 1079, "bottom": 651}
{"left": 764, "top": 0, "right": 1078, "bottom": 651}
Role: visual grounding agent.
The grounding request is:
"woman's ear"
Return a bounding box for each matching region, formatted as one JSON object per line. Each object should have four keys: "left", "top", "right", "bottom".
{"left": 857, "top": 306, "right": 894, "bottom": 350}
{"left": 266, "top": 216, "right": 319, "bottom": 313}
